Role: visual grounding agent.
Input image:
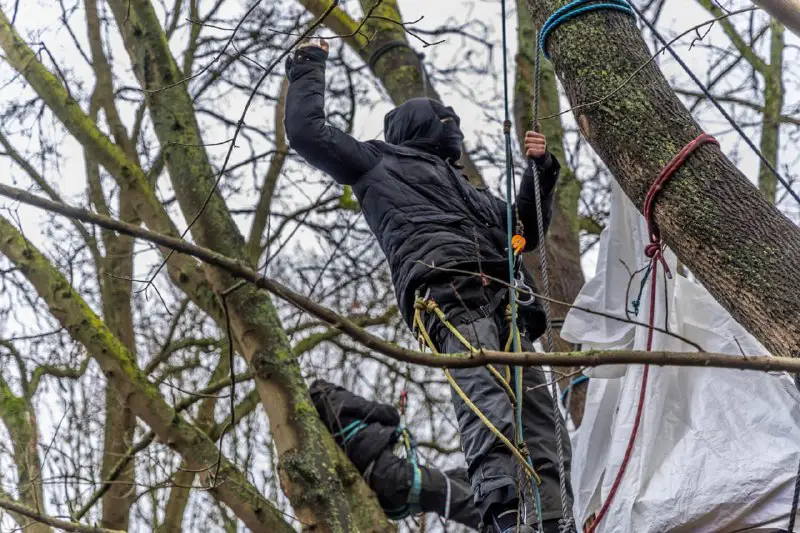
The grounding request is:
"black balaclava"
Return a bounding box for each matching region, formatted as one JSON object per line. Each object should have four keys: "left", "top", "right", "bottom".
{"left": 384, "top": 98, "right": 464, "bottom": 161}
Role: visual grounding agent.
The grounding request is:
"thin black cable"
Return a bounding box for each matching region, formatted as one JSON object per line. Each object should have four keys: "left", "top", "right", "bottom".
{"left": 788, "top": 456, "right": 800, "bottom": 532}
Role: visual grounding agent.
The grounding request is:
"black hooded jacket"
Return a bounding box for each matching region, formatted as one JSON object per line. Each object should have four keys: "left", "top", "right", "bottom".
{"left": 285, "top": 47, "right": 559, "bottom": 329}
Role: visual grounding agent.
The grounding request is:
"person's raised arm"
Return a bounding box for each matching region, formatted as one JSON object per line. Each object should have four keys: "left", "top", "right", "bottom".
{"left": 511, "top": 130, "right": 561, "bottom": 252}
{"left": 284, "top": 40, "right": 381, "bottom": 185}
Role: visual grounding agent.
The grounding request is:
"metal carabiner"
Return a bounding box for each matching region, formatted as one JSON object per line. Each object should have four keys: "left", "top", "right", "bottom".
{"left": 514, "top": 269, "right": 535, "bottom": 306}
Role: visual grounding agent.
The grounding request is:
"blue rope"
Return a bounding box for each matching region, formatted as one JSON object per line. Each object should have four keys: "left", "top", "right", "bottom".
{"left": 560, "top": 375, "right": 589, "bottom": 405}
{"left": 540, "top": 0, "right": 635, "bottom": 59}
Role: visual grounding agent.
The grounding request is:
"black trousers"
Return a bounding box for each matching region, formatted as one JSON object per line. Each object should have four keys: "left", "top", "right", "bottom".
{"left": 430, "top": 311, "right": 574, "bottom": 524}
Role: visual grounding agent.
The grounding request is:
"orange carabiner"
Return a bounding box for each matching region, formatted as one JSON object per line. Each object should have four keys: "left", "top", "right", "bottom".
{"left": 511, "top": 234, "right": 526, "bottom": 255}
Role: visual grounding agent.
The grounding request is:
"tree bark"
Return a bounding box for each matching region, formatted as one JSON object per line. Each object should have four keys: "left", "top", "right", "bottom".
{"left": 522, "top": 0, "right": 800, "bottom": 357}
{"left": 98, "top": 206, "right": 138, "bottom": 531}
{"left": 0, "top": 378, "right": 51, "bottom": 533}
{"left": 758, "top": 20, "right": 784, "bottom": 203}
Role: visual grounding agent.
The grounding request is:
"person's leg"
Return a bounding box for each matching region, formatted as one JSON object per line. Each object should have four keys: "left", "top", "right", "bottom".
{"left": 437, "top": 315, "right": 524, "bottom": 529}
{"left": 512, "top": 337, "right": 574, "bottom": 527}
{"left": 366, "top": 448, "right": 482, "bottom": 530}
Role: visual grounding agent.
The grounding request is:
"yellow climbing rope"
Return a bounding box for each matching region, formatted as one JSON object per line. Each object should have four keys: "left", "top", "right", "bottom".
{"left": 412, "top": 297, "right": 542, "bottom": 485}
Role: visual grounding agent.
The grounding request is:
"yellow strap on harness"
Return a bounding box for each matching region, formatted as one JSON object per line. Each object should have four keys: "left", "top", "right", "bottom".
{"left": 413, "top": 297, "right": 542, "bottom": 485}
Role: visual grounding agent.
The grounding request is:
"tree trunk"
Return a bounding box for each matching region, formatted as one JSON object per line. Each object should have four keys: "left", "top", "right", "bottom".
{"left": 98, "top": 198, "right": 138, "bottom": 531}
{"left": 758, "top": 20, "right": 784, "bottom": 203}
{"left": 515, "top": 0, "right": 588, "bottom": 424}
{"left": 522, "top": 0, "right": 800, "bottom": 357}
{"left": 0, "top": 384, "right": 51, "bottom": 533}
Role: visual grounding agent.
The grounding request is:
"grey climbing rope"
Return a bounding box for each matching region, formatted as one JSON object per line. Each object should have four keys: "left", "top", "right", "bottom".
{"left": 528, "top": 25, "right": 577, "bottom": 533}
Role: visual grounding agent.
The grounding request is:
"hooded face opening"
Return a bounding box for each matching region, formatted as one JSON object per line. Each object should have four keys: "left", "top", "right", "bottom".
{"left": 383, "top": 98, "right": 464, "bottom": 161}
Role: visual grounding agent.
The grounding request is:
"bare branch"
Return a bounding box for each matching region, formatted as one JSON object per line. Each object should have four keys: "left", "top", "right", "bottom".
{"left": 2, "top": 183, "right": 797, "bottom": 375}
{"left": 0, "top": 496, "right": 125, "bottom": 533}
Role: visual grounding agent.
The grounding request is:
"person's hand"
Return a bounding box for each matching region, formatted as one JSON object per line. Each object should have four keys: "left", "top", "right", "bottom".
{"left": 524, "top": 130, "right": 547, "bottom": 159}
{"left": 298, "top": 37, "right": 329, "bottom": 53}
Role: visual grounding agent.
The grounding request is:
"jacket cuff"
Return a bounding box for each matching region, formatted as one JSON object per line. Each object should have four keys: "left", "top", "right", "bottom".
{"left": 532, "top": 151, "right": 552, "bottom": 168}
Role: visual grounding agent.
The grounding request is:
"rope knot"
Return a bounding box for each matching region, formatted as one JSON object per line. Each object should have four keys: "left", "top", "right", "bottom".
{"left": 503, "top": 120, "right": 512, "bottom": 134}
{"left": 414, "top": 298, "right": 439, "bottom": 313}
{"left": 643, "top": 241, "right": 661, "bottom": 259}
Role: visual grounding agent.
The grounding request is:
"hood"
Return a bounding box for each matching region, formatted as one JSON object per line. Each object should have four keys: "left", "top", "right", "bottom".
{"left": 383, "top": 98, "right": 464, "bottom": 160}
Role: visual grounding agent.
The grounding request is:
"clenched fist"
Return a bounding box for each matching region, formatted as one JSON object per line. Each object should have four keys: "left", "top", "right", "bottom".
{"left": 524, "top": 130, "right": 547, "bottom": 159}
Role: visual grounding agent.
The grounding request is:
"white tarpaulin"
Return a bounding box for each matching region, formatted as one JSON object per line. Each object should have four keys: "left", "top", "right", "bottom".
{"left": 561, "top": 181, "right": 800, "bottom": 532}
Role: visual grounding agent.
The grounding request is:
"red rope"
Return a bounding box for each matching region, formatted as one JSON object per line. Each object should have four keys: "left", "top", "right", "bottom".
{"left": 586, "top": 133, "right": 718, "bottom": 533}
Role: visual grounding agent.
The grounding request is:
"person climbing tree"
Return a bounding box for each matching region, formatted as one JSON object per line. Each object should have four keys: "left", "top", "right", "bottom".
{"left": 310, "top": 379, "right": 484, "bottom": 530}
{"left": 285, "top": 38, "right": 572, "bottom": 533}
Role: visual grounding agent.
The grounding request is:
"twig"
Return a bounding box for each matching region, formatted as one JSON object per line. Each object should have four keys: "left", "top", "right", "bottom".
{"left": 1, "top": 496, "right": 125, "bottom": 533}
{"left": 137, "top": 0, "right": 341, "bottom": 294}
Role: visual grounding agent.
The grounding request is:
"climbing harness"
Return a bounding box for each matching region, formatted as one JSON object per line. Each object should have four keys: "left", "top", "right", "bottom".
{"left": 584, "top": 133, "right": 719, "bottom": 533}
{"left": 412, "top": 297, "right": 543, "bottom": 484}
{"left": 333, "top": 419, "right": 369, "bottom": 444}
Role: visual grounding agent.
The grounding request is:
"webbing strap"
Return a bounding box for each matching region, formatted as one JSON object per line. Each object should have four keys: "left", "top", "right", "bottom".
{"left": 333, "top": 419, "right": 368, "bottom": 443}
{"left": 384, "top": 426, "right": 423, "bottom": 519}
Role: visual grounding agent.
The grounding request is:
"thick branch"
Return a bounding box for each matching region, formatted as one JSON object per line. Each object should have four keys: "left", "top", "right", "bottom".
{"left": 758, "top": 20, "right": 784, "bottom": 203}
{"left": 246, "top": 77, "right": 289, "bottom": 263}
{"left": 5, "top": 182, "right": 800, "bottom": 374}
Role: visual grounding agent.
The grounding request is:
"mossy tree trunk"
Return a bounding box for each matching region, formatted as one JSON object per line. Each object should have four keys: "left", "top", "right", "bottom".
{"left": 0, "top": 367, "right": 51, "bottom": 533}
{"left": 523, "top": 0, "right": 800, "bottom": 357}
